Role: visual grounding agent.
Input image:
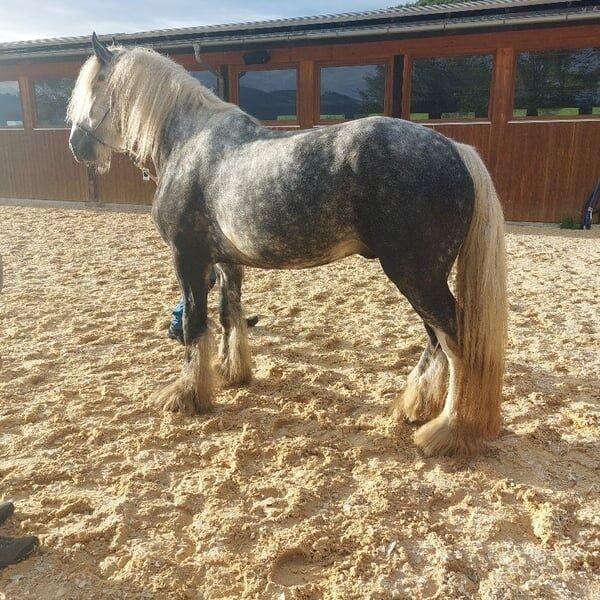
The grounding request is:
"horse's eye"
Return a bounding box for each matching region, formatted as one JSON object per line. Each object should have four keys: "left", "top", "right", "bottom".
{"left": 98, "top": 74, "right": 105, "bottom": 82}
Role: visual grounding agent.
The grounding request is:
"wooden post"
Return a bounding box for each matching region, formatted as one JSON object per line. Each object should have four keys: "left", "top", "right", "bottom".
{"left": 18, "top": 76, "right": 34, "bottom": 130}
{"left": 86, "top": 166, "right": 97, "bottom": 203}
{"left": 490, "top": 47, "right": 515, "bottom": 126}
{"left": 391, "top": 54, "right": 404, "bottom": 119}
{"left": 400, "top": 55, "right": 412, "bottom": 120}
{"left": 298, "top": 60, "right": 316, "bottom": 129}
{"left": 488, "top": 47, "right": 515, "bottom": 176}
{"left": 217, "top": 65, "right": 229, "bottom": 101}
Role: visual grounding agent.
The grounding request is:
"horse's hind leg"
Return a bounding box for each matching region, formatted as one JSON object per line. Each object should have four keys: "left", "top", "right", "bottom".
{"left": 381, "top": 259, "right": 481, "bottom": 456}
{"left": 393, "top": 323, "right": 447, "bottom": 423}
{"left": 154, "top": 248, "right": 215, "bottom": 415}
{"left": 215, "top": 263, "right": 252, "bottom": 386}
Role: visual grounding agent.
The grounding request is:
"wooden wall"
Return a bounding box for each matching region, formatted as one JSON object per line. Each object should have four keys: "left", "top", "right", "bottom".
{"left": 0, "top": 23, "right": 598, "bottom": 221}
{"left": 0, "top": 129, "right": 88, "bottom": 201}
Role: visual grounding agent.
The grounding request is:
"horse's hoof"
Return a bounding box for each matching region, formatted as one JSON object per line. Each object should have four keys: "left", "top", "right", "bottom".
{"left": 414, "top": 416, "right": 480, "bottom": 457}
{"left": 153, "top": 378, "right": 212, "bottom": 415}
{"left": 391, "top": 388, "right": 428, "bottom": 424}
{"left": 218, "top": 361, "right": 252, "bottom": 388}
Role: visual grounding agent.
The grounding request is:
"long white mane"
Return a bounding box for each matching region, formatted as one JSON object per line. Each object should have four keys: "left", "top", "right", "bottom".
{"left": 68, "top": 46, "right": 233, "bottom": 165}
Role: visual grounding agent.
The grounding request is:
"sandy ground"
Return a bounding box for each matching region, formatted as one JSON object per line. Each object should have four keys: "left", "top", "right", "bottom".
{"left": 0, "top": 206, "right": 598, "bottom": 600}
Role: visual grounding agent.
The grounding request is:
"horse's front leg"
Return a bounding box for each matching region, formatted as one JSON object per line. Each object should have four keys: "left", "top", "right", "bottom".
{"left": 154, "top": 250, "right": 215, "bottom": 415}
{"left": 215, "top": 263, "right": 252, "bottom": 386}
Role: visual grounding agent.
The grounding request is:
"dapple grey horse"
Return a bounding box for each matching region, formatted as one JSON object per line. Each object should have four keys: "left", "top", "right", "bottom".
{"left": 67, "top": 34, "right": 507, "bottom": 456}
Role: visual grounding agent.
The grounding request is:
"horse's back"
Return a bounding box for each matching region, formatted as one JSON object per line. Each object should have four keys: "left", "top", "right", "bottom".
{"left": 292, "top": 116, "right": 476, "bottom": 257}
{"left": 162, "top": 114, "right": 476, "bottom": 269}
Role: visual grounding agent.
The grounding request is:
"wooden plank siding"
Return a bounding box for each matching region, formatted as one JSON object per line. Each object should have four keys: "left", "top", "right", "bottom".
{"left": 495, "top": 121, "right": 600, "bottom": 222}
{"left": 94, "top": 155, "right": 155, "bottom": 204}
{"left": 0, "top": 129, "right": 88, "bottom": 201}
{"left": 0, "top": 23, "right": 598, "bottom": 220}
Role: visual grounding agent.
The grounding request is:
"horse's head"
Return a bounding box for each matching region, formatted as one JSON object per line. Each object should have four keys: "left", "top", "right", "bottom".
{"left": 68, "top": 33, "right": 124, "bottom": 171}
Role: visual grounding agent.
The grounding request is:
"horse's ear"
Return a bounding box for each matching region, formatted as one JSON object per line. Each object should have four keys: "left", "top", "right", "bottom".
{"left": 91, "top": 32, "right": 112, "bottom": 65}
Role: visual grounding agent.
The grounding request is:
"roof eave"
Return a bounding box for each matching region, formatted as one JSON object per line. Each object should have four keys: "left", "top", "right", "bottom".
{"left": 0, "top": 7, "right": 598, "bottom": 64}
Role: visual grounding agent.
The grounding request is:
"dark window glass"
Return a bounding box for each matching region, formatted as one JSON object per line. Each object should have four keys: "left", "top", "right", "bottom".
{"left": 33, "top": 77, "right": 75, "bottom": 127}
{"left": 0, "top": 81, "right": 23, "bottom": 127}
{"left": 514, "top": 48, "right": 600, "bottom": 117}
{"left": 190, "top": 70, "right": 218, "bottom": 94}
{"left": 410, "top": 55, "right": 493, "bottom": 120}
{"left": 238, "top": 69, "right": 297, "bottom": 121}
{"left": 319, "top": 64, "right": 385, "bottom": 121}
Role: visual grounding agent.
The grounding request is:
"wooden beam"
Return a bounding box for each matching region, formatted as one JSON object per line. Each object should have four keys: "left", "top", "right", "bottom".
{"left": 18, "top": 75, "right": 34, "bottom": 130}
{"left": 298, "top": 60, "right": 315, "bottom": 129}
{"left": 401, "top": 56, "right": 412, "bottom": 120}
{"left": 391, "top": 54, "right": 404, "bottom": 119}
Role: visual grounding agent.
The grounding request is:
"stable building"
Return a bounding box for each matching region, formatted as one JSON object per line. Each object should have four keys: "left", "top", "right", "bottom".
{"left": 0, "top": 0, "right": 598, "bottom": 222}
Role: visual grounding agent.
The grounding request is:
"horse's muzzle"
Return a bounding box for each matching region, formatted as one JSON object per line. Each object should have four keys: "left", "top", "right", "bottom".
{"left": 69, "top": 126, "right": 98, "bottom": 163}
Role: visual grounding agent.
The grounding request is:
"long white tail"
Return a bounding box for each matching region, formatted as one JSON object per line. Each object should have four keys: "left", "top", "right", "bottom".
{"left": 415, "top": 143, "right": 507, "bottom": 456}
{"left": 454, "top": 143, "right": 507, "bottom": 438}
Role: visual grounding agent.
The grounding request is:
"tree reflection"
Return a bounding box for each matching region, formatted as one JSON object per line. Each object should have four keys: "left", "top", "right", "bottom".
{"left": 34, "top": 78, "right": 75, "bottom": 127}
{"left": 411, "top": 55, "right": 492, "bottom": 120}
{"left": 514, "top": 48, "right": 600, "bottom": 117}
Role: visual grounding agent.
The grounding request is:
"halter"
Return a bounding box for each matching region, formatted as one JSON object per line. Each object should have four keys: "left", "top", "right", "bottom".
{"left": 75, "top": 105, "right": 159, "bottom": 184}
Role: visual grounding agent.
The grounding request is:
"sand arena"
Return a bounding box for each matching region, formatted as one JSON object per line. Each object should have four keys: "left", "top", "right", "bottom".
{"left": 0, "top": 206, "right": 598, "bottom": 599}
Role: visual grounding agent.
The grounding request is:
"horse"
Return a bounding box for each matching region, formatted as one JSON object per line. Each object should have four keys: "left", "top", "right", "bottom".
{"left": 67, "top": 34, "right": 507, "bottom": 457}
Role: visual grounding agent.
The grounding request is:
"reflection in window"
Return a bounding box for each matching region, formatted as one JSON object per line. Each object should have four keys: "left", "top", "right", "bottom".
{"left": 0, "top": 81, "right": 23, "bottom": 127}
{"left": 410, "top": 55, "right": 492, "bottom": 120}
{"left": 190, "top": 70, "right": 218, "bottom": 94}
{"left": 33, "top": 78, "right": 75, "bottom": 127}
{"left": 319, "top": 64, "right": 385, "bottom": 121}
{"left": 238, "top": 69, "right": 297, "bottom": 121}
{"left": 514, "top": 48, "right": 600, "bottom": 117}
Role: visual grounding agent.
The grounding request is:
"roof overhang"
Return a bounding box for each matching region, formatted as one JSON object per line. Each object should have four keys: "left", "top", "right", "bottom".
{"left": 0, "top": 0, "right": 598, "bottom": 63}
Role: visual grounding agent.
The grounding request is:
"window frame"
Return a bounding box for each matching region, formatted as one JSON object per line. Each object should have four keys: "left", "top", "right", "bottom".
{"left": 315, "top": 58, "right": 393, "bottom": 126}
{"left": 405, "top": 50, "right": 495, "bottom": 125}
{"left": 0, "top": 79, "right": 25, "bottom": 130}
{"left": 31, "top": 76, "right": 76, "bottom": 130}
{"left": 231, "top": 62, "right": 300, "bottom": 128}
{"left": 509, "top": 45, "right": 600, "bottom": 123}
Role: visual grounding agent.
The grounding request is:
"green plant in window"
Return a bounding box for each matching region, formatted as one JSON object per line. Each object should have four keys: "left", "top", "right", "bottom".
{"left": 538, "top": 107, "right": 579, "bottom": 116}
{"left": 441, "top": 111, "right": 476, "bottom": 119}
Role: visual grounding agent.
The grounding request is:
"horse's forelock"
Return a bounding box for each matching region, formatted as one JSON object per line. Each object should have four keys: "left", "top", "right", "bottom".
{"left": 67, "top": 55, "right": 103, "bottom": 125}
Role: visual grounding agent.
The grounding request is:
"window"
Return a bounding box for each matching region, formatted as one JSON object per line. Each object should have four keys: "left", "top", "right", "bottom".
{"left": 410, "top": 55, "right": 493, "bottom": 120}
{"left": 513, "top": 48, "right": 600, "bottom": 117}
{"left": 0, "top": 81, "right": 23, "bottom": 127}
{"left": 190, "top": 70, "right": 218, "bottom": 94}
{"left": 33, "top": 77, "right": 75, "bottom": 127}
{"left": 319, "top": 64, "right": 385, "bottom": 121}
{"left": 238, "top": 69, "right": 297, "bottom": 122}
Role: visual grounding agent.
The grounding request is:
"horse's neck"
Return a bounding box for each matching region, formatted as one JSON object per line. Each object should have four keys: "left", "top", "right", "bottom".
{"left": 156, "top": 105, "right": 263, "bottom": 167}
{"left": 148, "top": 102, "right": 216, "bottom": 169}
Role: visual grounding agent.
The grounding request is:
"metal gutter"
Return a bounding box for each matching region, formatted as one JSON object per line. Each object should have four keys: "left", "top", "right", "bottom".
{"left": 0, "top": 4, "right": 597, "bottom": 62}
{"left": 0, "top": 0, "right": 590, "bottom": 49}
